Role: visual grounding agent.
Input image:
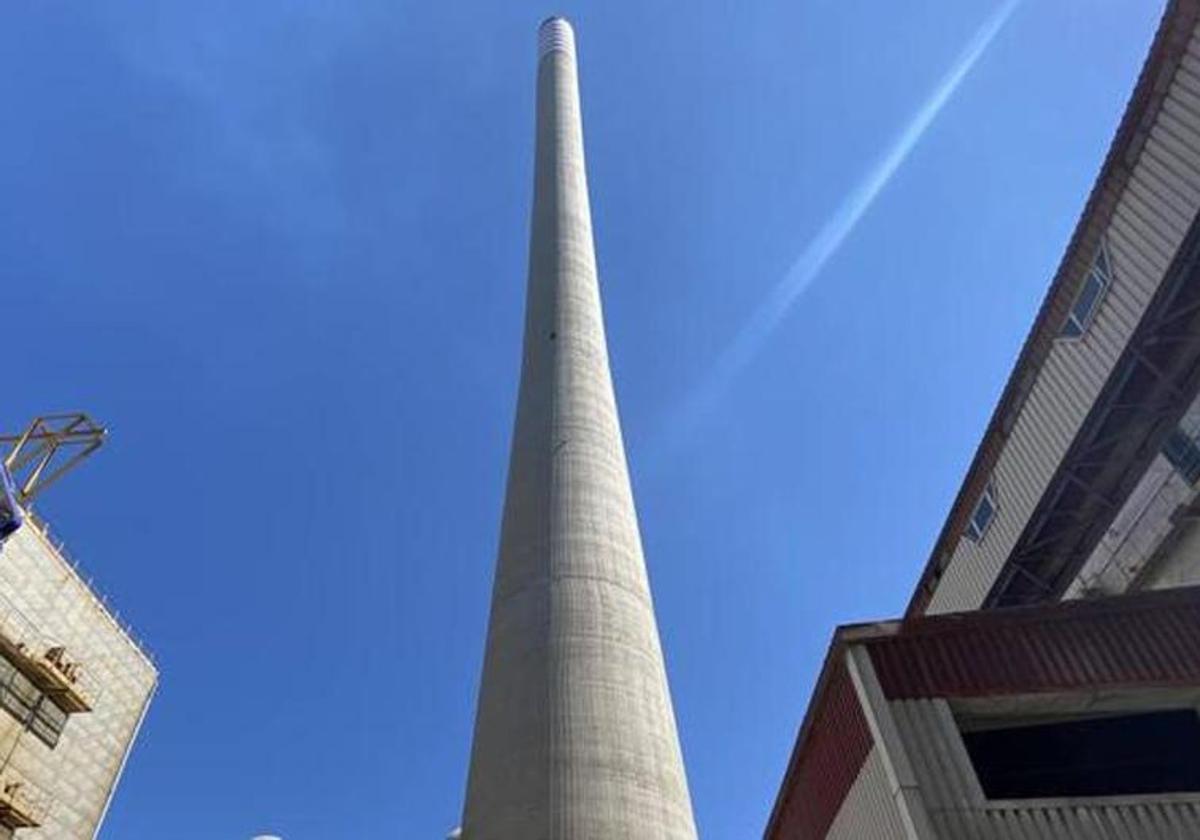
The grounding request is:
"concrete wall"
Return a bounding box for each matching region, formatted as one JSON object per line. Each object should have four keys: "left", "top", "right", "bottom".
{"left": 928, "top": 24, "right": 1200, "bottom": 614}
{"left": 0, "top": 521, "right": 156, "bottom": 839}
{"left": 1141, "top": 517, "right": 1200, "bottom": 590}
{"left": 461, "top": 18, "right": 696, "bottom": 839}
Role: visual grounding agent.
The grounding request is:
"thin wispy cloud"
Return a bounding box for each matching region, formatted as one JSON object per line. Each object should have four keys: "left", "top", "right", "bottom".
{"left": 647, "top": 0, "right": 1019, "bottom": 464}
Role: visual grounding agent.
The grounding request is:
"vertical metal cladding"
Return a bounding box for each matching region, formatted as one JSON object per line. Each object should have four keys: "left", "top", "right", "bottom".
{"left": 462, "top": 18, "right": 697, "bottom": 839}
{"left": 889, "top": 696, "right": 1200, "bottom": 839}
{"left": 823, "top": 747, "right": 908, "bottom": 840}
{"left": 925, "top": 16, "right": 1200, "bottom": 616}
{"left": 967, "top": 801, "right": 1200, "bottom": 838}
{"left": 766, "top": 662, "right": 874, "bottom": 840}
{"left": 889, "top": 698, "right": 985, "bottom": 814}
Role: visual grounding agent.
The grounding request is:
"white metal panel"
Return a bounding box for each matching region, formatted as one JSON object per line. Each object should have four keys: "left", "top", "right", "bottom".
{"left": 825, "top": 746, "right": 911, "bottom": 840}
{"left": 890, "top": 699, "right": 983, "bottom": 813}
{"left": 954, "top": 799, "right": 1200, "bottom": 839}
{"left": 928, "top": 25, "right": 1200, "bottom": 615}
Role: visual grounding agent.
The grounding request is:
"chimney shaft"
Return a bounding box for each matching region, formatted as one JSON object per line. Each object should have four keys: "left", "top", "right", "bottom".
{"left": 461, "top": 17, "right": 698, "bottom": 839}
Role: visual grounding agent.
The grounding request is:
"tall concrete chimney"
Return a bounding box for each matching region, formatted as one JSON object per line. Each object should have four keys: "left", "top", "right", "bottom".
{"left": 462, "top": 17, "right": 698, "bottom": 839}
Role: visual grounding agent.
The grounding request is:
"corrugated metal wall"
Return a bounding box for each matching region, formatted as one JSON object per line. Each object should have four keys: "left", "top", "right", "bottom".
{"left": 871, "top": 588, "right": 1200, "bottom": 699}
{"left": 788, "top": 686, "right": 1200, "bottom": 840}
{"left": 890, "top": 698, "right": 1200, "bottom": 839}
{"left": 768, "top": 662, "right": 874, "bottom": 839}
{"left": 824, "top": 747, "right": 909, "bottom": 840}
{"left": 968, "top": 801, "right": 1200, "bottom": 839}
{"left": 929, "top": 26, "right": 1200, "bottom": 614}
{"left": 891, "top": 699, "right": 984, "bottom": 814}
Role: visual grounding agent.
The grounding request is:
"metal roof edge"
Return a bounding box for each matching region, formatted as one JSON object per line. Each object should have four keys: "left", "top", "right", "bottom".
{"left": 763, "top": 627, "right": 849, "bottom": 836}
{"left": 763, "top": 619, "right": 903, "bottom": 835}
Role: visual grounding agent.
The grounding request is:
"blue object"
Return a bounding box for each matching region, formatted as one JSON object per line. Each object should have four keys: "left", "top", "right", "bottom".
{"left": 0, "top": 464, "right": 22, "bottom": 543}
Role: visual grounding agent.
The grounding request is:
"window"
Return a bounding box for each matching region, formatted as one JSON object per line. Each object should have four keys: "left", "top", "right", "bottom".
{"left": 962, "top": 709, "right": 1200, "bottom": 799}
{"left": 1163, "top": 426, "right": 1200, "bottom": 484}
{"left": 966, "top": 483, "right": 998, "bottom": 542}
{"left": 0, "top": 653, "right": 69, "bottom": 748}
{"left": 1060, "top": 241, "right": 1113, "bottom": 338}
{"left": 0, "top": 660, "right": 38, "bottom": 724}
{"left": 29, "top": 698, "right": 67, "bottom": 748}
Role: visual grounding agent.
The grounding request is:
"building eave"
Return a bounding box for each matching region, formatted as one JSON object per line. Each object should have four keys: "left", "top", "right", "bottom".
{"left": 768, "top": 585, "right": 1200, "bottom": 838}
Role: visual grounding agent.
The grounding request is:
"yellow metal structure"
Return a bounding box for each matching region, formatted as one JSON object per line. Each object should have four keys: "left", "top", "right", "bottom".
{"left": 0, "top": 767, "right": 49, "bottom": 829}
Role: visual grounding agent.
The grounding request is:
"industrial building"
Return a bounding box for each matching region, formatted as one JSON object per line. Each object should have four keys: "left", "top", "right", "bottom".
{"left": 0, "top": 415, "right": 157, "bottom": 839}
{"left": 460, "top": 17, "right": 697, "bottom": 839}
{"left": 767, "top": 0, "right": 1200, "bottom": 837}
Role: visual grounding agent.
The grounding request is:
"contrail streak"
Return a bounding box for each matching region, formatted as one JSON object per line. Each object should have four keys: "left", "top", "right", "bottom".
{"left": 650, "top": 0, "right": 1019, "bottom": 462}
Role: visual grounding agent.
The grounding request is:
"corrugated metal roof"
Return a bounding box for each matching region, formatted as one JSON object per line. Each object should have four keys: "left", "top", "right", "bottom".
{"left": 878, "top": 586, "right": 1200, "bottom": 699}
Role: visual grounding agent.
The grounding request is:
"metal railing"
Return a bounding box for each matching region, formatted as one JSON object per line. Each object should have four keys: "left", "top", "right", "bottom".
{"left": 0, "top": 579, "right": 103, "bottom": 708}
{"left": 0, "top": 765, "right": 51, "bottom": 828}
{"left": 22, "top": 514, "right": 156, "bottom": 668}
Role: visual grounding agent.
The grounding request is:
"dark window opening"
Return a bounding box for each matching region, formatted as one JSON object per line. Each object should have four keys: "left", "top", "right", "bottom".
{"left": 962, "top": 709, "right": 1200, "bottom": 799}
{"left": 966, "top": 483, "right": 998, "bottom": 542}
{"left": 0, "top": 652, "right": 69, "bottom": 748}
{"left": 1163, "top": 427, "right": 1200, "bottom": 484}
{"left": 1060, "top": 242, "right": 1112, "bottom": 339}
{"left": 29, "top": 697, "right": 67, "bottom": 748}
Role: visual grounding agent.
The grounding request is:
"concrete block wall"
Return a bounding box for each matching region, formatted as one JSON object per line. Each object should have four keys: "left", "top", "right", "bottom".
{"left": 0, "top": 521, "right": 156, "bottom": 838}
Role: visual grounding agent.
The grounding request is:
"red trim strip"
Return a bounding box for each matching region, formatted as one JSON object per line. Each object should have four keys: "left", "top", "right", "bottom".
{"left": 877, "top": 588, "right": 1200, "bottom": 699}
{"left": 766, "top": 662, "right": 872, "bottom": 839}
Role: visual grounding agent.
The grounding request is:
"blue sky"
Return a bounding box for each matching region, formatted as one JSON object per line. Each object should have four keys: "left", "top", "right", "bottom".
{"left": 0, "top": 1, "right": 1164, "bottom": 837}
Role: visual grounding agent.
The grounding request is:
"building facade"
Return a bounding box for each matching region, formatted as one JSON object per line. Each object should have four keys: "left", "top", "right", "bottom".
{"left": 768, "top": 1, "right": 1200, "bottom": 837}
{"left": 0, "top": 415, "right": 156, "bottom": 839}
{"left": 461, "top": 17, "right": 697, "bottom": 840}
{"left": 0, "top": 521, "right": 156, "bottom": 840}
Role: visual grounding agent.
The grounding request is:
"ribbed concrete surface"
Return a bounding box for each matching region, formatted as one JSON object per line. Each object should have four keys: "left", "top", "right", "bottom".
{"left": 461, "top": 17, "right": 697, "bottom": 840}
